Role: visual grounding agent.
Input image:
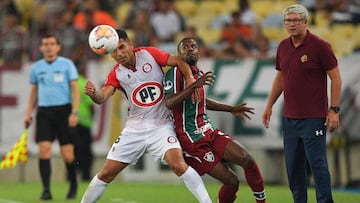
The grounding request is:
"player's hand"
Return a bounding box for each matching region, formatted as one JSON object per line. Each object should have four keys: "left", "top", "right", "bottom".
{"left": 231, "top": 103, "right": 254, "bottom": 120}
{"left": 24, "top": 116, "right": 32, "bottom": 129}
{"left": 186, "top": 72, "right": 215, "bottom": 103}
{"left": 194, "top": 71, "right": 215, "bottom": 88}
{"left": 325, "top": 111, "right": 340, "bottom": 132}
{"left": 68, "top": 113, "right": 78, "bottom": 127}
{"left": 84, "top": 81, "right": 97, "bottom": 97}
{"left": 262, "top": 108, "right": 272, "bottom": 128}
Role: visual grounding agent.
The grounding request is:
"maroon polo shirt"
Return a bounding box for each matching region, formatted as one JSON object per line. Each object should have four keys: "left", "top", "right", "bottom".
{"left": 276, "top": 30, "right": 338, "bottom": 118}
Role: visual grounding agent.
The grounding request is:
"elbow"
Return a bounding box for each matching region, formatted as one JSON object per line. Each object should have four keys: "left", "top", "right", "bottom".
{"left": 92, "top": 98, "right": 104, "bottom": 105}
{"left": 164, "top": 95, "right": 174, "bottom": 110}
{"left": 94, "top": 101, "right": 102, "bottom": 105}
{"left": 165, "top": 100, "right": 174, "bottom": 110}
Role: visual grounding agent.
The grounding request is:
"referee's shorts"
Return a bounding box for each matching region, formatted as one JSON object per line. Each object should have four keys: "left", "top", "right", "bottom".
{"left": 36, "top": 104, "right": 73, "bottom": 145}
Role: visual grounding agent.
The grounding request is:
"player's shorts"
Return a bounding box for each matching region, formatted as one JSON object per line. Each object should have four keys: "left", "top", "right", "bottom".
{"left": 182, "top": 129, "right": 234, "bottom": 176}
{"left": 106, "top": 121, "right": 181, "bottom": 165}
{"left": 36, "top": 104, "right": 72, "bottom": 145}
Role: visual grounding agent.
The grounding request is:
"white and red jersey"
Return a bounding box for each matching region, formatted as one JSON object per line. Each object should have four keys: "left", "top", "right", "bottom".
{"left": 104, "top": 47, "right": 171, "bottom": 130}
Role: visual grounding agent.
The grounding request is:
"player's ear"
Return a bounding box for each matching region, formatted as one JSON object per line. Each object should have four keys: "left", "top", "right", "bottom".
{"left": 128, "top": 40, "right": 135, "bottom": 48}
{"left": 57, "top": 44, "right": 62, "bottom": 53}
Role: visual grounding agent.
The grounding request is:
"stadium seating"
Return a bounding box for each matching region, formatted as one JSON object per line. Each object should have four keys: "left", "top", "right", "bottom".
{"left": 115, "top": 0, "right": 360, "bottom": 57}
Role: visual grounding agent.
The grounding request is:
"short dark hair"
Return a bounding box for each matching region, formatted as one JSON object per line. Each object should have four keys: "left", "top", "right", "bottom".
{"left": 41, "top": 34, "right": 60, "bottom": 45}
{"left": 116, "top": 29, "right": 129, "bottom": 41}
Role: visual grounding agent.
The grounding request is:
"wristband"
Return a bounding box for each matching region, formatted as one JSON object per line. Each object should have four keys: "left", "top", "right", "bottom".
{"left": 71, "top": 111, "right": 78, "bottom": 115}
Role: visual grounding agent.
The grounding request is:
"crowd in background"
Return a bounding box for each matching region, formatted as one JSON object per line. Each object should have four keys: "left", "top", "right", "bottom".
{"left": 0, "top": 0, "right": 360, "bottom": 70}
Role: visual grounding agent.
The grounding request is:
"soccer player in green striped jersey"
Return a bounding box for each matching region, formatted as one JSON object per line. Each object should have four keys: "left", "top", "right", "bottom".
{"left": 164, "top": 37, "right": 266, "bottom": 203}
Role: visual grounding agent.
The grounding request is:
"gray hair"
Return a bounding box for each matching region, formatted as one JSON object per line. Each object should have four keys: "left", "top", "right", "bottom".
{"left": 283, "top": 4, "right": 309, "bottom": 20}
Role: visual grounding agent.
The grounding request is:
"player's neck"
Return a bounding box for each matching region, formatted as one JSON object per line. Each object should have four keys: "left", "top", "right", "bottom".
{"left": 44, "top": 55, "right": 58, "bottom": 63}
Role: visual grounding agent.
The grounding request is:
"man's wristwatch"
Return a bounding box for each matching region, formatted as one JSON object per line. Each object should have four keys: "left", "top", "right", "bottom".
{"left": 330, "top": 106, "right": 340, "bottom": 113}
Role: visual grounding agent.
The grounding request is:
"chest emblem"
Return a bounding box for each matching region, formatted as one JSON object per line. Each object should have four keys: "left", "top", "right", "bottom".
{"left": 300, "top": 55, "right": 308, "bottom": 63}
{"left": 142, "top": 63, "right": 152, "bottom": 73}
{"left": 203, "top": 151, "right": 215, "bottom": 162}
{"left": 132, "top": 81, "right": 163, "bottom": 107}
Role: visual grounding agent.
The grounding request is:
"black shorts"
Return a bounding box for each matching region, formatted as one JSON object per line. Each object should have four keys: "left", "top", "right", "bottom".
{"left": 36, "top": 104, "right": 73, "bottom": 145}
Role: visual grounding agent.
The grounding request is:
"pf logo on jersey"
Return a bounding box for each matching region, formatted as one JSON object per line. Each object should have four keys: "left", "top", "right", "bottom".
{"left": 132, "top": 81, "right": 163, "bottom": 107}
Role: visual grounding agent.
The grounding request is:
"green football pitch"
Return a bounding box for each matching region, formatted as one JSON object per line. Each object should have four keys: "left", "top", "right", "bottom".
{"left": 0, "top": 181, "right": 359, "bottom": 203}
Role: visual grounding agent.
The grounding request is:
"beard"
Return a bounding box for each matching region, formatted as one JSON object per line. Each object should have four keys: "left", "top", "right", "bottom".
{"left": 186, "top": 54, "right": 198, "bottom": 66}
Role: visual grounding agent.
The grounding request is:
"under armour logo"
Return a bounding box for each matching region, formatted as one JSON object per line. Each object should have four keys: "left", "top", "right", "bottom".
{"left": 315, "top": 130, "right": 324, "bottom": 136}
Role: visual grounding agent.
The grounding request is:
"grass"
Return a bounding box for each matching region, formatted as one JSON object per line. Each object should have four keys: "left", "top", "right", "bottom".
{"left": 0, "top": 181, "right": 359, "bottom": 203}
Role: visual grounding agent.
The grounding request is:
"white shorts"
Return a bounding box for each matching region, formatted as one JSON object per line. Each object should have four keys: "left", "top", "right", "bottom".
{"left": 106, "top": 122, "right": 181, "bottom": 165}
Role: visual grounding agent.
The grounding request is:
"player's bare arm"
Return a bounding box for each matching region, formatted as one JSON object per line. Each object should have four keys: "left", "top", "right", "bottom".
{"left": 24, "top": 84, "right": 38, "bottom": 128}
{"left": 166, "top": 55, "right": 201, "bottom": 103}
{"left": 262, "top": 71, "right": 283, "bottom": 128}
{"left": 165, "top": 71, "right": 214, "bottom": 110}
{"left": 166, "top": 55, "right": 195, "bottom": 85}
{"left": 84, "top": 81, "right": 115, "bottom": 104}
{"left": 325, "top": 66, "right": 342, "bottom": 132}
{"left": 206, "top": 99, "right": 254, "bottom": 120}
{"left": 69, "top": 80, "right": 80, "bottom": 127}
{"left": 230, "top": 103, "right": 255, "bottom": 120}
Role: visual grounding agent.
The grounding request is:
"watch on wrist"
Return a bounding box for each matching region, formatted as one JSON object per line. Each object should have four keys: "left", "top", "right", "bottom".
{"left": 330, "top": 106, "right": 340, "bottom": 113}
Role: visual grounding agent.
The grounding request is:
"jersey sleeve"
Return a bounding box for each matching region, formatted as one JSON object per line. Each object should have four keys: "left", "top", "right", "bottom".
{"left": 29, "top": 66, "right": 37, "bottom": 84}
{"left": 319, "top": 41, "right": 338, "bottom": 71}
{"left": 164, "top": 67, "right": 184, "bottom": 95}
{"left": 143, "top": 46, "right": 170, "bottom": 66}
{"left": 68, "top": 60, "right": 79, "bottom": 80}
{"left": 103, "top": 66, "right": 121, "bottom": 88}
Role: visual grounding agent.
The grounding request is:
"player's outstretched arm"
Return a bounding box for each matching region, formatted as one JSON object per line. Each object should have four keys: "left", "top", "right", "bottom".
{"left": 84, "top": 81, "right": 115, "bottom": 104}
{"left": 165, "top": 71, "right": 214, "bottom": 109}
{"left": 206, "top": 99, "right": 255, "bottom": 120}
{"left": 230, "top": 103, "right": 255, "bottom": 120}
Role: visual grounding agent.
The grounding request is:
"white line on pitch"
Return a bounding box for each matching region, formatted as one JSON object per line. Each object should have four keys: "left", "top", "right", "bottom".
{"left": 0, "top": 199, "right": 24, "bottom": 203}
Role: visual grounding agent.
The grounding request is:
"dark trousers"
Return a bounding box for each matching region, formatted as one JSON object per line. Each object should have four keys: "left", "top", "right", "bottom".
{"left": 282, "top": 118, "right": 334, "bottom": 203}
{"left": 71, "top": 125, "right": 93, "bottom": 181}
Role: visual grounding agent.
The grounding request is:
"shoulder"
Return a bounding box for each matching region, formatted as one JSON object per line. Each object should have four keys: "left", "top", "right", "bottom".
{"left": 31, "top": 59, "right": 46, "bottom": 70}
{"left": 165, "top": 66, "right": 177, "bottom": 75}
{"left": 304, "top": 31, "right": 334, "bottom": 54}
{"left": 165, "top": 66, "right": 182, "bottom": 78}
{"left": 135, "top": 46, "right": 170, "bottom": 64}
{"left": 56, "top": 56, "right": 72, "bottom": 63}
{"left": 32, "top": 59, "right": 44, "bottom": 66}
{"left": 135, "top": 46, "right": 167, "bottom": 55}
{"left": 278, "top": 37, "right": 291, "bottom": 48}
{"left": 306, "top": 31, "right": 331, "bottom": 47}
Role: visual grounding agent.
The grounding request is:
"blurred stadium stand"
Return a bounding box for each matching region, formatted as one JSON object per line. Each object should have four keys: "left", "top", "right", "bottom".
{"left": 1, "top": 0, "right": 360, "bottom": 188}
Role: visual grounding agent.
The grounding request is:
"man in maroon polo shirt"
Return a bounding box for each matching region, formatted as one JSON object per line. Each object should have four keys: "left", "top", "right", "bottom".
{"left": 262, "top": 4, "right": 342, "bottom": 203}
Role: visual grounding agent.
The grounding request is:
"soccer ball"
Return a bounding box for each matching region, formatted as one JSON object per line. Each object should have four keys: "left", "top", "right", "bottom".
{"left": 88, "top": 25, "right": 119, "bottom": 55}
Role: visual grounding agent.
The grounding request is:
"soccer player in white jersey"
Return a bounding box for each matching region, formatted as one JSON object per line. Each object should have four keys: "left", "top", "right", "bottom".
{"left": 80, "top": 29, "right": 211, "bottom": 203}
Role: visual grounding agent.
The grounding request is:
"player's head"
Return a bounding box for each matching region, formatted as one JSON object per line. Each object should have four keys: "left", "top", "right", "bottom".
{"left": 116, "top": 29, "right": 130, "bottom": 41}
{"left": 177, "top": 37, "right": 199, "bottom": 66}
{"left": 283, "top": 4, "right": 309, "bottom": 36}
{"left": 283, "top": 4, "right": 309, "bottom": 22}
{"left": 112, "top": 29, "right": 134, "bottom": 67}
{"left": 40, "top": 34, "right": 61, "bottom": 60}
